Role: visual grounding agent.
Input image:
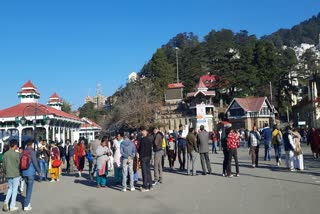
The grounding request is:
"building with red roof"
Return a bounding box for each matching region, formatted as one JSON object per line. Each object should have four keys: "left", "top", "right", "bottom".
{"left": 225, "top": 97, "right": 275, "bottom": 129}
{"left": 79, "top": 117, "right": 102, "bottom": 142}
{"left": 0, "top": 80, "right": 84, "bottom": 146}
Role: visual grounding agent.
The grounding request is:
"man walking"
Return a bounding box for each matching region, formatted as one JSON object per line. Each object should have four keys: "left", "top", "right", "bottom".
{"left": 22, "top": 140, "right": 41, "bottom": 211}
{"left": 89, "top": 135, "right": 101, "bottom": 178}
{"left": 120, "top": 133, "right": 136, "bottom": 192}
{"left": 186, "top": 128, "right": 198, "bottom": 176}
{"left": 138, "top": 126, "right": 153, "bottom": 192}
{"left": 65, "top": 139, "right": 75, "bottom": 174}
{"left": 262, "top": 123, "right": 272, "bottom": 161}
{"left": 177, "top": 124, "right": 187, "bottom": 170}
{"left": 2, "top": 140, "right": 20, "bottom": 212}
{"left": 197, "top": 125, "right": 212, "bottom": 175}
{"left": 248, "top": 126, "right": 261, "bottom": 168}
{"left": 153, "top": 127, "right": 164, "bottom": 185}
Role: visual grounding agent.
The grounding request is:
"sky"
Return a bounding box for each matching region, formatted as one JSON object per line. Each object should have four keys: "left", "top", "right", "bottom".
{"left": 0, "top": 0, "right": 319, "bottom": 110}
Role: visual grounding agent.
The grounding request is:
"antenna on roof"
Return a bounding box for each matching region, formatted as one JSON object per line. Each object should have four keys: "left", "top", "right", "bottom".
{"left": 96, "top": 83, "right": 102, "bottom": 96}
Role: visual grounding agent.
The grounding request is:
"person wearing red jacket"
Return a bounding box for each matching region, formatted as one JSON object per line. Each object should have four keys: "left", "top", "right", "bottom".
{"left": 227, "top": 129, "right": 240, "bottom": 177}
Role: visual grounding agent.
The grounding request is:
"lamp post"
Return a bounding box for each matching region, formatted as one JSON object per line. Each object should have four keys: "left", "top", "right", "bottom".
{"left": 20, "top": 104, "right": 51, "bottom": 149}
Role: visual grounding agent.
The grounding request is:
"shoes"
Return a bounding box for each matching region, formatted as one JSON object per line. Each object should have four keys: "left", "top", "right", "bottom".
{"left": 227, "top": 175, "right": 233, "bottom": 178}
{"left": 10, "top": 207, "right": 19, "bottom": 212}
{"left": 140, "top": 188, "right": 150, "bottom": 192}
{"left": 56, "top": 179, "right": 60, "bottom": 182}
{"left": 152, "top": 181, "right": 159, "bottom": 186}
{"left": 252, "top": 165, "right": 256, "bottom": 168}
{"left": 277, "top": 162, "right": 280, "bottom": 166}
{"left": 50, "top": 179, "right": 55, "bottom": 183}
{"left": 78, "top": 171, "right": 82, "bottom": 177}
{"left": 290, "top": 168, "right": 296, "bottom": 172}
{"left": 236, "top": 174, "right": 240, "bottom": 177}
{"left": 24, "top": 204, "right": 32, "bottom": 211}
{"left": 222, "top": 173, "right": 226, "bottom": 177}
{"left": 2, "top": 202, "right": 8, "bottom": 212}
{"left": 121, "top": 188, "right": 127, "bottom": 192}
{"left": 130, "top": 187, "right": 135, "bottom": 192}
{"left": 97, "top": 185, "right": 101, "bottom": 188}
{"left": 202, "top": 173, "right": 207, "bottom": 176}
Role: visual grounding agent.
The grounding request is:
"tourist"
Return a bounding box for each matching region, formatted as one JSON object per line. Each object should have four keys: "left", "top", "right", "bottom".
{"left": 131, "top": 134, "right": 140, "bottom": 184}
{"left": 283, "top": 126, "right": 296, "bottom": 171}
{"left": 75, "top": 139, "right": 86, "bottom": 177}
{"left": 262, "top": 123, "right": 272, "bottom": 161}
{"left": 307, "top": 128, "right": 319, "bottom": 159}
{"left": 221, "top": 128, "right": 230, "bottom": 177}
{"left": 18, "top": 147, "right": 25, "bottom": 194}
{"left": 64, "top": 139, "right": 75, "bottom": 174}
{"left": 89, "top": 135, "right": 101, "bottom": 178}
{"left": 272, "top": 124, "right": 283, "bottom": 166}
{"left": 226, "top": 128, "right": 240, "bottom": 177}
{"left": 292, "top": 128, "right": 304, "bottom": 171}
{"left": 22, "top": 140, "right": 41, "bottom": 211}
{"left": 186, "top": 128, "right": 198, "bottom": 176}
{"left": 153, "top": 127, "right": 164, "bottom": 185}
{"left": 197, "top": 125, "right": 212, "bottom": 175}
{"left": 177, "top": 124, "right": 187, "bottom": 170}
{"left": 211, "top": 130, "right": 218, "bottom": 154}
{"left": 120, "top": 133, "right": 136, "bottom": 192}
{"left": 138, "top": 126, "right": 153, "bottom": 192}
{"left": 113, "top": 133, "right": 123, "bottom": 185}
{"left": 49, "top": 141, "right": 61, "bottom": 182}
{"left": 167, "top": 133, "right": 176, "bottom": 170}
{"left": 248, "top": 125, "right": 261, "bottom": 168}
{"left": 96, "top": 136, "right": 113, "bottom": 188}
{"left": 2, "top": 139, "right": 20, "bottom": 212}
{"left": 37, "top": 141, "right": 49, "bottom": 181}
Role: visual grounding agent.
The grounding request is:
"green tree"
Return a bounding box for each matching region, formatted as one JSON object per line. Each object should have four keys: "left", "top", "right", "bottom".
{"left": 61, "top": 99, "right": 72, "bottom": 113}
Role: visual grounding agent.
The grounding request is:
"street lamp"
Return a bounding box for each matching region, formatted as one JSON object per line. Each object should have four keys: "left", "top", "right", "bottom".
{"left": 20, "top": 104, "right": 51, "bottom": 149}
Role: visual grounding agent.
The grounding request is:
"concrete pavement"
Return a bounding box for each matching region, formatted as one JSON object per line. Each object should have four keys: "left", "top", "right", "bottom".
{"left": 1, "top": 145, "right": 319, "bottom": 214}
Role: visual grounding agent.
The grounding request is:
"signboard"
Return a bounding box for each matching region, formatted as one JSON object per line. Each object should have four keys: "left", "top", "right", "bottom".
{"left": 298, "top": 121, "right": 306, "bottom": 126}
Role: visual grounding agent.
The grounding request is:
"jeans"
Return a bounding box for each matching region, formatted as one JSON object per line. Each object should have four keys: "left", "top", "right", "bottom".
{"left": 274, "top": 144, "right": 282, "bottom": 163}
{"left": 140, "top": 157, "right": 152, "bottom": 189}
{"left": 113, "top": 164, "right": 123, "bottom": 184}
{"left": 187, "top": 151, "right": 198, "bottom": 175}
{"left": 200, "top": 153, "right": 212, "bottom": 174}
{"left": 39, "top": 159, "right": 48, "bottom": 179}
{"left": 178, "top": 145, "right": 186, "bottom": 169}
{"left": 264, "top": 140, "right": 272, "bottom": 161}
{"left": 212, "top": 141, "right": 218, "bottom": 153}
{"left": 222, "top": 149, "right": 229, "bottom": 175}
{"left": 227, "top": 148, "right": 239, "bottom": 176}
{"left": 122, "top": 158, "right": 134, "bottom": 189}
{"left": 23, "top": 176, "right": 35, "bottom": 207}
{"left": 154, "top": 150, "right": 163, "bottom": 182}
{"left": 5, "top": 177, "right": 20, "bottom": 209}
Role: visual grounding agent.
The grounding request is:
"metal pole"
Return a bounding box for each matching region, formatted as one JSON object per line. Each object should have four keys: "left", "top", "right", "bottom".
{"left": 176, "top": 47, "right": 179, "bottom": 83}
{"left": 34, "top": 105, "right": 37, "bottom": 150}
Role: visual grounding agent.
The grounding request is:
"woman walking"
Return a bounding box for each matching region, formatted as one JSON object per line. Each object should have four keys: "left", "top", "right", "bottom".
{"left": 96, "top": 136, "right": 113, "bottom": 188}
{"left": 167, "top": 134, "right": 176, "bottom": 170}
{"left": 308, "top": 128, "right": 320, "bottom": 159}
{"left": 49, "top": 141, "right": 60, "bottom": 182}
{"left": 75, "top": 139, "right": 86, "bottom": 177}
{"left": 292, "top": 128, "right": 304, "bottom": 171}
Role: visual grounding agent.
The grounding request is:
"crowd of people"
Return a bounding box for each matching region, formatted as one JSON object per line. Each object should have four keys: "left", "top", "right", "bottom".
{"left": 2, "top": 122, "right": 319, "bottom": 211}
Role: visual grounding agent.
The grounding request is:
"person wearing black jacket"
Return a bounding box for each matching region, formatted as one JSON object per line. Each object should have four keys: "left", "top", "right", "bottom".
{"left": 138, "top": 127, "right": 153, "bottom": 192}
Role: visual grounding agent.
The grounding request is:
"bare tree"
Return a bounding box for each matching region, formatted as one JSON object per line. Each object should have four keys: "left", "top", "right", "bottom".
{"left": 106, "top": 80, "right": 162, "bottom": 130}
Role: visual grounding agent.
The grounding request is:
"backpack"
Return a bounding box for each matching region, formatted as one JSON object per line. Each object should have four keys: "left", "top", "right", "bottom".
{"left": 276, "top": 132, "right": 282, "bottom": 145}
{"left": 162, "top": 137, "right": 167, "bottom": 150}
{"left": 20, "top": 150, "right": 32, "bottom": 170}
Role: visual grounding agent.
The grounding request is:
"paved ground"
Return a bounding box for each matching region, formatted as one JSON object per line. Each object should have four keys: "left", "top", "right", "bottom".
{"left": 1, "top": 145, "right": 319, "bottom": 214}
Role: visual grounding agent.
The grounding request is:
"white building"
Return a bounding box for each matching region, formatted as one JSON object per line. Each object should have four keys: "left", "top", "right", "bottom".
{"left": 128, "top": 72, "right": 138, "bottom": 83}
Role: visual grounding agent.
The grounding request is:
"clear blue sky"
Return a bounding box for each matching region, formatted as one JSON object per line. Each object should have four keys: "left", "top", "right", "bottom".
{"left": 0, "top": 0, "right": 319, "bottom": 110}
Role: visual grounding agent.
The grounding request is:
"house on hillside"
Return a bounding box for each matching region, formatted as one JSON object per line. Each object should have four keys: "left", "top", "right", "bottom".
{"left": 225, "top": 97, "right": 275, "bottom": 130}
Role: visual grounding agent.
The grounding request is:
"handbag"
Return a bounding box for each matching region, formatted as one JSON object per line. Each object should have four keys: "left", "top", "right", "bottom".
{"left": 52, "top": 159, "right": 62, "bottom": 168}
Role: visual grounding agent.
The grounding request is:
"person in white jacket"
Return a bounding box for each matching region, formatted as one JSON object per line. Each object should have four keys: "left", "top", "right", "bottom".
{"left": 283, "top": 126, "right": 296, "bottom": 171}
